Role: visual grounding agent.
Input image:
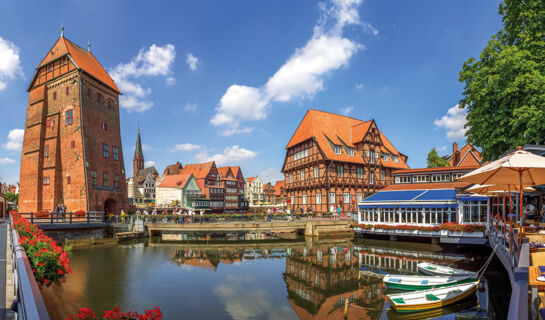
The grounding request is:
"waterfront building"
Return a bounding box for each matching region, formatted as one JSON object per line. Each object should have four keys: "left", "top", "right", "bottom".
{"left": 18, "top": 34, "right": 128, "bottom": 213}
{"left": 442, "top": 142, "right": 484, "bottom": 167}
{"left": 0, "top": 183, "right": 8, "bottom": 195}
{"left": 127, "top": 128, "right": 158, "bottom": 206}
{"left": 181, "top": 161, "right": 224, "bottom": 212}
{"left": 282, "top": 109, "right": 409, "bottom": 214}
{"left": 229, "top": 166, "right": 249, "bottom": 212}
{"left": 162, "top": 161, "right": 183, "bottom": 176}
{"left": 273, "top": 180, "right": 286, "bottom": 207}
{"left": 358, "top": 165, "right": 490, "bottom": 227}
{"left": 245, "top": 176, "right": 264, "bottom": 206}
{"left": 218, "top": 167, "right": 239, "bottom": 213}
{"left": 263, "top": 182, "right": 275, "bottom": 204}
{"left": 155, "top": 173, "right": 209, "bottom": 210}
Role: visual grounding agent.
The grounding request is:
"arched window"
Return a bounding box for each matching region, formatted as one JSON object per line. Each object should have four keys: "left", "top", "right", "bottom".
{"left": 96, "top": 93, "right": 104, "bottom": 104}
{"left": 87, "top": 88, "right": 91, "bottom": 97}
{"left": 107, "top": 99, "right": 113, "bottom": 109}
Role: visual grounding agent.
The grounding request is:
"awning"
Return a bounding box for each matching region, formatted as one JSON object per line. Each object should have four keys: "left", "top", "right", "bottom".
{"left": 458, "top": 196, "right": 488, "bottom": 201}
{"left": 422, "top": 204, "right": 456, "bottom": 208}
{"left": 399, "top": 205, "right": 422, "bottom": 208}
{"left": 378, "top": 205, "right": 399, "bottom": 208}
{"left": 363, "top": 190, "right": 425, "bottom": 202}
{"left": 415, "top": 189, "right": 456, "bottom": 201}
{"left": 359, "top": 205, "right": 377, "bottom": 208}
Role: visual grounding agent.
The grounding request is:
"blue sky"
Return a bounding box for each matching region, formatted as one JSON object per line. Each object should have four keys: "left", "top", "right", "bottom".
{"left": 0, "top": 0, "right": 502, "bottom": 185}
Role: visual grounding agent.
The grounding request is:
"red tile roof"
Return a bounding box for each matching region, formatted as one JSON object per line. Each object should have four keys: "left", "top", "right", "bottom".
{"left": 381, "top": 181, "right": 472, "bottom": 191}
{"left": 181, "top": 162, "right": 215, "bottom": 180}
{"left": 247, "top": 177, "right": 256, "bottom": 184}
{"left": 285, "top": 109, "right": 408, "bottom": 168}
{"left": 229, "top": 166, "right": 241, "bottom": 178}
{"left": 217, "top": 167, "right": 233, "bottom": 179}
{"left": 36, "top": 36, "right": 120, "bottom": 93}
{"left": 158, "top": 173, "right": 192, "bottom": 188}
{"left": 163, "top": 162, "right": 183, "bottom": 176}
{"left": 274, "top": 180, "right": 285, "bottom": 195}
{"left": 394, "top": 165, "right": 482, "bottom": 175}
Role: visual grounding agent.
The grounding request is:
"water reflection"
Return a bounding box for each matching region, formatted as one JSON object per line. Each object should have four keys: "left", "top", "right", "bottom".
{"left": 41, "top": 238, "right": 508, "bottom": 320}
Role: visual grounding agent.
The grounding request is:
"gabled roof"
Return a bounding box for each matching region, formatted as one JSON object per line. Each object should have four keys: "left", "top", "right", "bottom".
{"left": 285, "top": 109, "right": 408, "bottom": 167}
{"left": 158, "top": 173, "right": 193, "bottom": 188}
{"left": 247, "top": 177, "right": 256, "bottom": 184}
{"left": 34, "top": 36, "right": 120, "bottom": 93}
{"left": 442, "top": 143, "right": 483, "bottom": 167}
{"left": 217, "top": 167, "right": 234, "bottom": 179}
{"left": 274, "top": 180, "right": 285, "bottom": 195}
{"left": 229, "top": 166, "right": 241, "bottom": 178}
{"left": 136, "top": 166, "right": 158, "bottom": 178}
{"left": 163, "top": 162, "right": 183, "bottom": 176}
{"left": 181, "top": 162, "right": 215, "bottom": 180}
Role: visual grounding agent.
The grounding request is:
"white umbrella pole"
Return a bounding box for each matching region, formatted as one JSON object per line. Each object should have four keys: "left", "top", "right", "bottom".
{"left": 519, "top": 170, "right": 523, "bottom": 248}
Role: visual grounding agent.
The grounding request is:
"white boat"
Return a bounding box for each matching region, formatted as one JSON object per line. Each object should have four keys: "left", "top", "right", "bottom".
{"left": 387, "top": 281, "right": 479, "bottom": 312}
{"left": 383, "top": 274, "right": 474, "bottom": 291}
{"left": 417, "top": 262, "right": 478, "bottom": 278}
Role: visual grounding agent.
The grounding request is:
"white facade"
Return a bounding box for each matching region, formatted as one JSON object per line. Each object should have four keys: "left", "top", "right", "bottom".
{"left": 156, "top": 187, "right": 183, "bottom": 207}
{"left": 245, "top": 176, "right": 264, "bottom": 206}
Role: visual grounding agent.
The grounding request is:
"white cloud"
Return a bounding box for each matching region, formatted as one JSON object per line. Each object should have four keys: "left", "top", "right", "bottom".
{"left": 171, "top": 143, "right": 201, "bottom": 152}
{"left": 211, "top": 0, "right": 371, "bottom": 134}
{"left": 186, "top": 53, "right": 198, "bottom": 71}
{"left": 0, "top": 158, "right": 14, "bottom": 164}
{"left": 110, "top": 44, "right": 176, "bottom": 112}
{"left": 144, "top": 160, "right": 156, "bottom": 168}
{"left": 214, "top": 275, "right": 273, "bottom": 320}
{"left": 355, "top": 82, "right": 364, "bottom": 90}
{"left": 219, "top": 126, "right": 254, "bottom": 136}
{"left": 437, "top": 145, "right": 447, "bottom": 152}
{"left": 259, "top": 168, "right": 284, "bottom": 184}
{"left": 195, "top": 145, "right": 258, "bottom": 166}
{"left": 0, "top": 37, "right": 24, "bottom": 90}
{"left": 341, "top": 106, "right": 354, "bottom": 115}
{"left": 166, "top": 76, "right": 175, "bottom": 86}
{"left": 142, "top": 144, "right": 152, "bottom": 151}
{"left": 184, "top": 102, "right": 198, "bottom": 114}
{"left": 434, "top": 104, "right": 468, "bottom": 140}
{"left": 4, "top": 128, "right": 24, "bottom": 151}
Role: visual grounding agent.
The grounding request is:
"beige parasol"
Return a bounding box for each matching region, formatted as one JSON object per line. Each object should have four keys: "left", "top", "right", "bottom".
{"left": 466, "top": 184, "right": 536, "bottom": 194}
{"left": 459, "top": 148, "right": 545, "bottom": 247}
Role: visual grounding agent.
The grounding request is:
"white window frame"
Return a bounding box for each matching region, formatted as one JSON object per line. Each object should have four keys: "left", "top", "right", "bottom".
{"left": 316, "top": 193, "right": 321, "bottom": 204}
{"left": 357, "top": 167, "right": 363, "bottom": 179}
{"left": 314, "top": 166, "right": 319, "bottom": 178}
{"left": 329, "top": 192, "right": 335, "bottom": 204}
{"left": 369, "top": 172, "right": 374, "bottom": 185}
{"left": 301, "top": 170, "right": 305, "bottom": 181}
{"left": 334, "top": 145, "right": 342, "bottom": 155}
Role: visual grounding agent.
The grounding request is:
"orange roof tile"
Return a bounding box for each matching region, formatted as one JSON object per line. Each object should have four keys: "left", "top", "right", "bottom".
{"left": 247, "top": 177, "right": 256, "bottom": 184}
{"left": 285, "top": 109, "right": 408, "bottom": 167}
{"left": 229, "top": 166, "right": 241, "bottom": 178}
{"left": 36, "top": 36, "right": 120, "bottom": 93}
{"left": 381, "top": 181, "right": 472, "bottom": 191}
{"left": 274, "top": 180, "right": 285, "bottom": 195}
{"left": 217, "top": 167, "right": 233, "bottom": 179}
{"left": 158, "top": 173, "right": 192, "bottom": 188}
{"left": 181, "top": 162, "right": 215, "bottom": 180}
{"left": 394, "top": 165, "right": 482, "bottom": 175}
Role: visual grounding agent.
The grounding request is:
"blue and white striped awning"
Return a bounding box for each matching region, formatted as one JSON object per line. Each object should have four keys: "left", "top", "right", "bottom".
{"left": 359, "top": 188, "right": 459, "bottom": 210}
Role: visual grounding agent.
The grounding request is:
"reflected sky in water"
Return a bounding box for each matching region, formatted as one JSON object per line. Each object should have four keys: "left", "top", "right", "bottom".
{"left": 40, "top": 238, "right": 509, "bottom": 320}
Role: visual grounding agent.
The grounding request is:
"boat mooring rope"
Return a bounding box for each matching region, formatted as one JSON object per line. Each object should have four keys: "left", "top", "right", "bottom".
{"left": 476, "top": 243, "right": 500, "bottom": 281}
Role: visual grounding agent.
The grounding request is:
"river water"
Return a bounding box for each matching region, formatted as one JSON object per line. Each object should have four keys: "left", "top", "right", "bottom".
{"left": 41, "top": 237, "right": 510, "bottom": 320}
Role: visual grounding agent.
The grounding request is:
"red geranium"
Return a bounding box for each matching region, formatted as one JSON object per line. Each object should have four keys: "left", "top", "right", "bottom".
{"left": 65, "top": 306, "right": 162, "bottom": 320}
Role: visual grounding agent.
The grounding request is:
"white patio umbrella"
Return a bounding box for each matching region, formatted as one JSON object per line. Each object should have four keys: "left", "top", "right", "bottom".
{"left": 466, "top": 184, "right": 536, "bottom": 194}
{"left": 459, "top": 148, "right": 545, "bottom": 246}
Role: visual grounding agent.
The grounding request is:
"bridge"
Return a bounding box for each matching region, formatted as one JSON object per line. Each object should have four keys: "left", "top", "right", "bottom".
{"left": 146, "top": 219, "right": 356, "bottom": 241}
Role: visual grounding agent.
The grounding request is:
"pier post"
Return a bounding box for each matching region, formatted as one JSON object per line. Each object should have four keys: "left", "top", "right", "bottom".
{"left": 305, "top": 223, "right": 313, "bottom": 236}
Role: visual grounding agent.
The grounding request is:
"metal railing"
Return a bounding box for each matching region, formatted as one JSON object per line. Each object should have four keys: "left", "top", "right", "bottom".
{"left": 508, "top": 239, "right": 529, "bottom": 320}
{"left": 18, "top": 211, "right": 105, "bottom": 225}
{"left": 9, "top": 216, "right": 51, "bottom": 319}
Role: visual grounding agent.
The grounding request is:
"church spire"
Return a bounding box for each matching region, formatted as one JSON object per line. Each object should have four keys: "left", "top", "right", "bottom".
{"left": 133, "top": 126, "right": 144, "bottom": 177}
{"left": 61, "top": 24, "right": 64, "bottom": 37}
{"left": 87, "top": 40, "right": 91, "bottom": 52}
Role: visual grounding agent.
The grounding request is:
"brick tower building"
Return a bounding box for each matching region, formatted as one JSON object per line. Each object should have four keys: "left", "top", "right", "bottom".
{"left": 18, "top": 32, "right": 128, "bottom": 213}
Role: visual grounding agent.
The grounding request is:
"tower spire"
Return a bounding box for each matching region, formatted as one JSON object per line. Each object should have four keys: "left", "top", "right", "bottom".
{"left": 61, "top": 24, "right": 64, "bottom": 37}
{"left": 133, "top": 126, "right": 144, "bottom": 177}
{"left": 87, "top": 41, "right": 91, "bottom": 52}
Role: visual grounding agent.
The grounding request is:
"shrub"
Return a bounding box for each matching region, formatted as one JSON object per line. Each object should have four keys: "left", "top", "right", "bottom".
{"left": 10, "top": 211, "right": 71, "bottom": 286}
{"left": 74, "top": 210, "right": 86, "bottom": 217}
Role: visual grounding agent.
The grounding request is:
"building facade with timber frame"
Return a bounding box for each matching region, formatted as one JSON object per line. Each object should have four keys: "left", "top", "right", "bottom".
{"left": 282, "top": 109, "right": 409, "bottom": 213}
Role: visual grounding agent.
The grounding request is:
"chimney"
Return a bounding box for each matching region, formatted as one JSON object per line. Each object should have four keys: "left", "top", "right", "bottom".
{"left": 453, "top": 142, "right": 460, "bottom": 166}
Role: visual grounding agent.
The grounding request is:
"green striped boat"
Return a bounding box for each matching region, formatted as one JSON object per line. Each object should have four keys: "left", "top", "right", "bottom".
{"left": 383, "top": 274, "right": 475, "bottom": 291}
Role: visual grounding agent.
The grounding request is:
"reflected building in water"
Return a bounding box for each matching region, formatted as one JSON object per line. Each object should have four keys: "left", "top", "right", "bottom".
{"left": 284, "top": 246, "right": 385, "bottom": 319}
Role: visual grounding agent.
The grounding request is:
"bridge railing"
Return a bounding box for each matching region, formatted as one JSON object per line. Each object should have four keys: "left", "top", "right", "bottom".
{"left": 8, "top": 216, "right": 51, "bottom": 319}
{"left": 18, "top": 211, "right": 105, "bottom": 225}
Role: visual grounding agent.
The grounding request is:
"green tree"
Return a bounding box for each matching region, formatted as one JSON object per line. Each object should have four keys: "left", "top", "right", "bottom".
{"left": 427, "top": 148, "right": 450, "bottom": 168}
{"left": 459, "top": 0, "right": 545, "bottom": 160}
{"left": 6, "top": 193, "right": 18, "bottom": 204}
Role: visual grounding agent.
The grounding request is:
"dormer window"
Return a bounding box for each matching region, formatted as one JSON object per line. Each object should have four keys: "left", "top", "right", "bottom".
{"left": 334, "top": 145, "right": 342, "bottom": 155}
{"left": 393, "top": 155, "right": 399, "bottom": 163}
{"left": 382, "top": 153, "right": 390, "bottom": 161}
{"left": 347, "top": 148, "right": 354, "bottom": 156}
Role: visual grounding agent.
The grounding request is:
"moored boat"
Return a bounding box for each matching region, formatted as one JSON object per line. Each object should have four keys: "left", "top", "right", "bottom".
{"left": 417, "top": 262, "right": 478, "bottom": 278}
{"left": 383, "top": 274, "right": 475, "bottom": 291}
{"left": 387, "top": 281, "right": 479, "bottom": 312}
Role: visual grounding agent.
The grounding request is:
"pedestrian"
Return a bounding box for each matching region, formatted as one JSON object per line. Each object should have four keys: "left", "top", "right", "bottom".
{"left": 61, "top": 203, "right": 67, "bottom": 222}
{"left": 337, "top": 206, "right": 341, "bottom": 220}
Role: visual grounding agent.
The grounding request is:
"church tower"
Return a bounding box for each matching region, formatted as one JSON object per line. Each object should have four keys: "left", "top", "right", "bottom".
{"left": 18, "top": 31, "right": 128, "bottom": 213}
{"left": 133, "top": 127, "right": 144, "bottom": 177}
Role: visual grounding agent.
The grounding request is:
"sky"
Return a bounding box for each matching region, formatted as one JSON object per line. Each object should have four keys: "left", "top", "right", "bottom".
{"left": 0, "top": 0, "right": 502, "bottom": 185}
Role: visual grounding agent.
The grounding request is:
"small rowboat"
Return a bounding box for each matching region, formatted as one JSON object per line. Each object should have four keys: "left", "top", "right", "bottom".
{"left": 417, "top": 262, "right": 478, "bottom": 278}
{"left": 383, "top": 274, "right": 474, "bottom": 291}
{"left": 387, "top": 281, "right": 479, "bottom": 312}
